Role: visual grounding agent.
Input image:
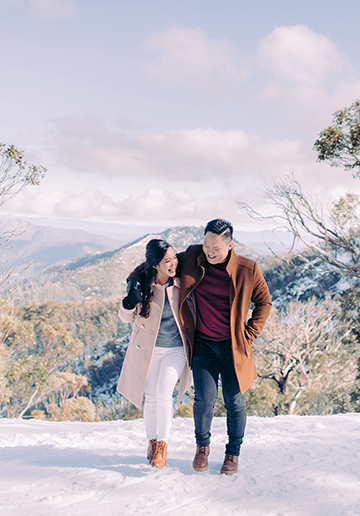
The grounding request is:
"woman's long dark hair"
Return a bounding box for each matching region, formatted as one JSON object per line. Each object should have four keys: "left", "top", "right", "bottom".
{"left": 140, "top": 239, "right": 172, "bottom": 318}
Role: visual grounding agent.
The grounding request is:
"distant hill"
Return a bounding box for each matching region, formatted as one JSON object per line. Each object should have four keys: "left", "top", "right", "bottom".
{"left": 4, "top": 221, "right": 343, "bottom": 310}
{"left": 6, "top": 226, "right": 261, "bottom": 305}
{"left": 0, "top": 219, "right": 122, "bottom": 278}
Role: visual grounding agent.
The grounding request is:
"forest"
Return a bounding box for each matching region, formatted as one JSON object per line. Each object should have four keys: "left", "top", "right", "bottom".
{"left": 1, "top": 100, "right": 360, "bottom": 421}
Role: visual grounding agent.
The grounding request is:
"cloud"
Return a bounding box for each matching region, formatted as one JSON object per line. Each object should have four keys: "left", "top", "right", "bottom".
{"left": 0, "top": 184, "right": 265, "bottom": 228}
{"left": 2, "top": 174, "right": 359, "bottom": 229}
{"left": 31, "top": 0, "right": 74, "bottom": 17}
{"left": 0, "top": 182, "right": 259, "bottom": 227}
{"left": 140, "top": 23, "right": 359, "bottom": 135}
{"left": 142, "top": 25, "right": 245, "bottom": 90}
{"left": 258, "top": 25, "right": 347, "bottom": 87}
{"left": 49, "top": 117, "right": 165, "bottom": 179}
{"left": 140, "top": 127, "right": 250, "bottom": 160}
{"left": 140, "top": 127, "right": 251, "bottom": 178}
{"left": 192, "top": 192, "right": 245, "bottom": 224}
{"left": 256, "top": 24, "right": 360, "bottom": 131}
{"left": 0, "top": 188, "right": 195, "bottom": 222}
{"left": 120, "top": 189, "right": 194, "bottom": 220}
{"left": 51, "top": 117, "right": 317, "bottom": 183}
{"left": 2, "top": 0, "right": 75, "bottom": 18}
{"left": 45, "top": 24, "right": 360, "bottom": 186}
{"left": 141, "top": 23, "right": 359, "bottom": 114}
{"left": 51, "top": 118, "right": 246, "bottom": 180}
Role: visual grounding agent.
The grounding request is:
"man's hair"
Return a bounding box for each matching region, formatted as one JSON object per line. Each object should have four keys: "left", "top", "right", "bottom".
{"left": 204, "top": 219, "right": 233, "bottom": 242}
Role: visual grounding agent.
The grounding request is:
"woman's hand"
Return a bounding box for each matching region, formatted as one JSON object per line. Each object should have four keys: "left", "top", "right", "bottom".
{"left": 122, "top": 278, "right": 143, "bottom": 309}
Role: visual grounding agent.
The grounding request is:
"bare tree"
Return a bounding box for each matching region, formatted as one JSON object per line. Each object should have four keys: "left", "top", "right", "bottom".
{"left": 0, "top": 144, "right": 46, "bottom": 204}
{"left": 0, "top": 143, "right": 47, "bottom": 286}
{"left": 239, "top": 173, "right": 360, "bottom": 279}
{"left": 239, "top": 100, "right": 360, "bottom": 278}
{"left": 239, "top": 101, "right": 360, "bottom": 416}
{"left": 252, "top": 297, "right": 357, "bottom": 415}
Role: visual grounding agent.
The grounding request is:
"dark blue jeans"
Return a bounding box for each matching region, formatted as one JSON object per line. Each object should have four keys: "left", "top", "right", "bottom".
{"left": 192, "top": 335, "right": 247, "bottom": 456}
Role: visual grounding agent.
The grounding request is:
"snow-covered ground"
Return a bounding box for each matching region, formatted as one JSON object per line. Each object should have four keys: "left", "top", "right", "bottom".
{"left": 1, "top": 414, "right": 360, "bottom": 516}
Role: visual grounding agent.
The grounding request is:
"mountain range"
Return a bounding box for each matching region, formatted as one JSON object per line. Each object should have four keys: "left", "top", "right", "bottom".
{"left": 4, "top": 225, "right": 263, "bottom": 305}
{"left": 2, "top": 219, "right": 344, "bottom": 309}
{"left": 0, "top": 219, "right": 122, "bottom": 278}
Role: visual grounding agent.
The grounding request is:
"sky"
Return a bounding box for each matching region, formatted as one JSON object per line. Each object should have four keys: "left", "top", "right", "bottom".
{"left": 1, "top": 0, "right": 360, "bottom": 232}
{"left": 1, "top": 414, "right": 360, "bottom": 515}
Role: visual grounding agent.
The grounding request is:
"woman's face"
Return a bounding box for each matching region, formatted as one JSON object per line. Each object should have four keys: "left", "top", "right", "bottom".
{"left": 155, "top": 247, "right": 178, "bottom": 284}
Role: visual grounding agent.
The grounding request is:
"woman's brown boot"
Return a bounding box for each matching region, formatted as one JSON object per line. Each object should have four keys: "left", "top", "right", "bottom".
{"left": 147, "top": 439, "right": 157, "bottom": 464}
{"left": 152, "top": 440, "right": 167, "bottom": 469}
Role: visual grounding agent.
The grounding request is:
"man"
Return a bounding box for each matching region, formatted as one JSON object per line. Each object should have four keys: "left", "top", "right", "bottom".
{"left": 126, "top": 219, "right": 271, "bottom": 474}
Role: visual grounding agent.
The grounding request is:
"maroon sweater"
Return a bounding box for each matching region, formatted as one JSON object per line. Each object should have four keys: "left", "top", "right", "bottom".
{"left": 195, "top": 258, "right": 231, "bottom": 341}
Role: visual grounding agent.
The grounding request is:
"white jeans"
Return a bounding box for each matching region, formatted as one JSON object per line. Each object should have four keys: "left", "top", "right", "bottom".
{"left": 144, "top": 346, "right": 186, "bottom": 443}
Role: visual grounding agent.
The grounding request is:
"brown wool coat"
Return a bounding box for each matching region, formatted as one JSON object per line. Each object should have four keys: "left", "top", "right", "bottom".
{"left": 117, "top": 277, "right": 192, "bottom": 409}
{"left": 129, "top": 245, "right": 272, "bottom": 395}
{"left": 177, "top": 245, "right": 272, "bottom": 394}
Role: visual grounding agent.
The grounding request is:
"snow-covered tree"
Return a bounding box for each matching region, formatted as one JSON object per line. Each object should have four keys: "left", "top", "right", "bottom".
{"left": 250, "top": 297, "right": 358, "bottom": 415}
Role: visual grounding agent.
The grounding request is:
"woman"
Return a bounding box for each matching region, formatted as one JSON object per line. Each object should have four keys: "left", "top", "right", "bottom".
{"left": 117, "top": 239, "right": 191, "bottom": 469}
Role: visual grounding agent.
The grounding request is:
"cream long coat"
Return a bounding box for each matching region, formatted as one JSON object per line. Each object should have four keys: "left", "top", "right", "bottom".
{"left": 117, "top": 277, "right": 192, "bottom": 409}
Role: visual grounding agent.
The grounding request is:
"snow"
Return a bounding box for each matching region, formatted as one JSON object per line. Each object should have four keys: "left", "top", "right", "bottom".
{"left": 1, "top": 414, "right": 360, "bottom": 516}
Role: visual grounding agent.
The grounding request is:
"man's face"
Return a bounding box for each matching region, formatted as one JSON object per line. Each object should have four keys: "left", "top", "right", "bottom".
{"left": 203, "top": 232, "right": 233, "bottom": 265}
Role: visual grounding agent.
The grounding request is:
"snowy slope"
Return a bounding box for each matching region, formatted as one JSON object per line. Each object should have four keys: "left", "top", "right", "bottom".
{"left": 1, "top": 414, "right": 360, "bottom": 516}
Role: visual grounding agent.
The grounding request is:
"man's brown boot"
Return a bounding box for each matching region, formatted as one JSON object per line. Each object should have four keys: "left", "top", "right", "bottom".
{"left": 220, "top": 454, "right": 238, "bottom": 475}
{"left": 147, "top": 439, "right": 157, "bottom": 464}
{"left": 152, "top": 440, "right": 167, "bottom": 469}
{"left": 192, "top": 445, "right": 210, "bottom": 472}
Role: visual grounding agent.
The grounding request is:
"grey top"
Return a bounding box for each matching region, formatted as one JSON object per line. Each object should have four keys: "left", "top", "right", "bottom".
{"left": 155, "top": 283, "right": 183, "bottom": 348}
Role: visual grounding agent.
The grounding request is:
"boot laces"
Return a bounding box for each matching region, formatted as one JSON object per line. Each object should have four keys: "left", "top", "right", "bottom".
{"left": 156, "top": 441, "right": 166, "bottom": 455}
